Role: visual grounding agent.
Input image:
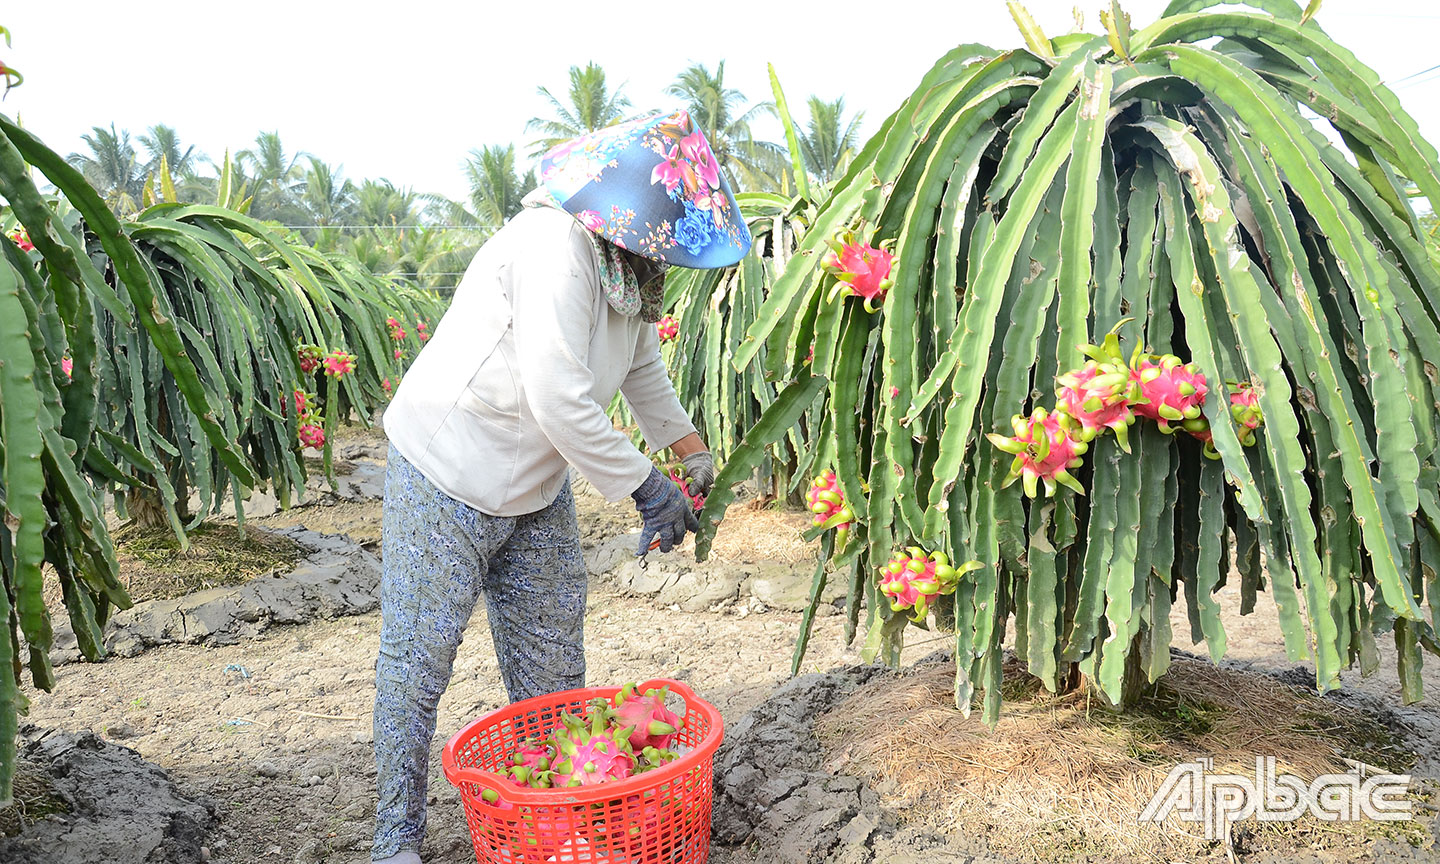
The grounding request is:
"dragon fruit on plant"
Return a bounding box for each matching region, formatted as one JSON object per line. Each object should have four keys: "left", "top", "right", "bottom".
{"left": 807, "top": 469, "right": 856, "bottom": 546}
{"left": 1131, "top": 353, "right": 1208, "bottom": 433}
{"left": 1055, "top": 360, "right": 1142, "bottom": 452}
{"left": 1229, "top": 382, "right": 1263, "bottom": 445}
{"left": 322, "top": 348, "right": 357, "bottom": 379}
{"left": 416, "top": 320, "right": 431, "bottom": 342}
{"left": 296, "top": 344, "right": 323, "bottom": 373}
{"left": 878, "top": 547, "right": 979, "bottom": 622}
{"left": 656, "top": 315, "right": 679, "bottom": 342}
{"left": 667, "top": 466, "right": 705, "bottom": 512}
{"left": 9, "top": 228, "right": 34, "bottom": 252}
{"left": 988, "top": 407, "right": 1089, "bottom": 498}
{"left": 822, "top": 227, "right": 896, "bottom": 312}
{"left": 60, "top": 356, "right": 73, "bottom": 379}
{"left": 386, "top": 316, "right": 407, "bottom": 341}
{"left": 298, "top": 423, "right": 326, "bottom": 449}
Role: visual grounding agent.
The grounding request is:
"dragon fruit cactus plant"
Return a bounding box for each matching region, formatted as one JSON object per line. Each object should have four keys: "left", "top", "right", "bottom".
{"left": 878, "top": 547, "right": 980, "bottom": 622}
{"left": 987, "top": 407, "right": 1089, "bottom": 498}
{"left": 656, "top": 315, "right": 680, "bottom": 342}
{"left": 551, "top": 713, "right": 638, "bottom": 788}
{"left": 822, "top": 227, "right": 896, "bottom": 312}
{"left": 807, "top": 469, "right": 855, "bottom": 545}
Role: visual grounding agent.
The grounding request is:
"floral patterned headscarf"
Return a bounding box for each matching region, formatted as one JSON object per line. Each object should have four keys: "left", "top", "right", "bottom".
{"left": 537, "top": 110, "right": 752, "bottom": 270}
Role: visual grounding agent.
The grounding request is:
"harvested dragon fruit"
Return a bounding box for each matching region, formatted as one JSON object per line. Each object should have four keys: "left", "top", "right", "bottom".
{"left": 822, "top": 228, "right": 895, "bottom": 313}
{"left": 656, "top": 315, "right": 680, "bottom": 342}
{"left": 1131, "top": 353, "right": 1208, "bottom": 432}
{"left": 551, "top": 712, "right": 638, "bottom": 788}
{"left": 604, "top": 683, "right": 683, "bottom": 751}
{"left": 495, "top": 737, "right": 557, "bottom": 788}
{"left": 988, "top": 407, "right": 1089, "bottom": 498}
{"left": 806, "top": 469, "right": 855, "bottom": 545}
{"left": 878, "top": 547, "right": 978, "bottom": 622}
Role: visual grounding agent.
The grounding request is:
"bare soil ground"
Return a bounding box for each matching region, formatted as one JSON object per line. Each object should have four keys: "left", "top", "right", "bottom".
{"left": 12, "top": 433, "right": 1440, "bottom": 863}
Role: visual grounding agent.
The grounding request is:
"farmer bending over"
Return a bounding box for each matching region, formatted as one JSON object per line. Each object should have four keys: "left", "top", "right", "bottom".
{"left": 370, "top": 110, "right": 750, "bottom": 864}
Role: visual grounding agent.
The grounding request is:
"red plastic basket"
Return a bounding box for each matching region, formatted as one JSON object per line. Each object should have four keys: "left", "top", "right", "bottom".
{"left": 442, "top": 679, "right": 724, "bottom": 863}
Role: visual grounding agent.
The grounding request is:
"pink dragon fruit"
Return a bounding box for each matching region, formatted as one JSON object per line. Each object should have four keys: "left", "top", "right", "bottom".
{"left": 9, "top": 228, "right": 34, "bottom": 252}
{"left": 550, "top": 713, "right": 636, "bottom": 788}
{"left": 322, "top": 349, "right": 356, "bottom": 379}
{"left": 386, "top": 316, "right": 406, "bottom": 341}
{"left": 298, "top": 423, "right": 326, "bottom": 449}
{"left": 633, "top": 745, "right": 681, "bottom": 775}
{"left": 605, "top": 684, "right": 683, "bottom": 752}
{"left": 1229, "top": 383, "right": 1263, "bottom": 445}
{"left": 806, "top": 469, "right": 855, "bottom": 546}
{"left": 296, "top": 344, "right": 323, "bottom": 373}
{"left": 496, "top": 737, "right": 557, "bottom": 788}
{"left": 382, "top": 377, "right": 393, "bottom": 396}
{"left": 822, "top": 228, "right": 896, "bottom": 313}
{"left": 1131, "top": 354, "right": 1208, "bottom": 433}
{"left": 416, "top": 320, "right": 431, "bottom": 342}
{"left": 60, "top": 356, "right": 74, "bottom": 379}
{"left": 1055, "top": 360, "right": 1142, "bottom": 452}
{"left": 293, "top": 388, "right": 315, "bottom": 418}
{"left": 878, "top": 547, "right": 978, "bottom": 622}
{"left": 667, "top": 466, "right": 705, "bottom": 512}
{"left": 656, "top": 315, "right": 679, "bottom": 342}
{"left": 988, "top": 407, "right": 1089, "bottom": 498}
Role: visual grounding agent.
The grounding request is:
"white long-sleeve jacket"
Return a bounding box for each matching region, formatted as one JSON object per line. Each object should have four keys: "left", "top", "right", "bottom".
{"left": 383, "top": 204, "right": 697, "bottom": 517}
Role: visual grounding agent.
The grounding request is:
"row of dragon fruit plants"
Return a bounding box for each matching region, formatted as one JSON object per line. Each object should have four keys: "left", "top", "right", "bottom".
{"left": 0, "top": 75, "right": 446, "bottom": 801}
{"left": 669, "top": 0, "right": 1440, "bottom": 719}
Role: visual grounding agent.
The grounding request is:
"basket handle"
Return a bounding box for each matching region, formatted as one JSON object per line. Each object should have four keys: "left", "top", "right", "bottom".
{"left": 448, "top": 767, "right": 518, "bottom": 813}
{"left": 638, "top": 678, "right": 701, "bottom": 709}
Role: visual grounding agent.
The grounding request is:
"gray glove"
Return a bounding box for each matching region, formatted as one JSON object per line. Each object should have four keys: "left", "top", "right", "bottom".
{"left": 632, "top": 466, "right": 699, "bottom": 555}
{"left": 680, "top": 451, "right": 715, "bottom": 499}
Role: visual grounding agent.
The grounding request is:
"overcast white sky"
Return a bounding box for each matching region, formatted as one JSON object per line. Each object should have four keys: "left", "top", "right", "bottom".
{"left": 4, "top": 1, "right": 1438, "bottom": 210}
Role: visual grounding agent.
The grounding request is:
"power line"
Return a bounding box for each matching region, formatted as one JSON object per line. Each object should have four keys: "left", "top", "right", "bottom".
{"left": 1392, "top": 63, "right": 1440, "bottom": 85}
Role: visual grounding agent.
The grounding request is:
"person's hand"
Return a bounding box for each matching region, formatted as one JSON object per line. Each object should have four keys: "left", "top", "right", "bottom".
{"left": 631, "top": 466, "right": 700, "bottom": 555}
{"left": 680, "top": 451, "right": 715, "bottom": 499}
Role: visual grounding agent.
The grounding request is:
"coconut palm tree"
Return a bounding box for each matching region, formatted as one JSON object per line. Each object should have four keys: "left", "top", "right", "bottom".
{"left": 797, "top": 96, "right": 864, "bottom": 186}
{"left": 418, "top": 143, "right": 536, "bottom": 285}
{"left": 238, "top": 131, "right": 307, "bottom": 222}
{"left": 299, "top": 157, "right": 357, "bottom": 229}
{"left": 526, "top": 62, "right": 632, "bottom": 157}
{"left": 665, "top": 62, "right": 786, "bottom": 192}
{"left": 137, "top": 124, "right": 202, "bottom": 177}
{"left": 66, "top": 124, "right": 146, "bottom": 215}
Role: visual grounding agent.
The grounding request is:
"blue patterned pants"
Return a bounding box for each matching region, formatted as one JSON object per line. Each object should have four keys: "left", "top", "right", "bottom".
{"left": 372, "top": 445, "right": 588, "bottom": 859}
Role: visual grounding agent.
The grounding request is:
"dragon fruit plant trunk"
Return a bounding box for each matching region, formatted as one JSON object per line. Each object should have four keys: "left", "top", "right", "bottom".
{"left": 694, "top": 0, "right": 1440, "bottom": 721}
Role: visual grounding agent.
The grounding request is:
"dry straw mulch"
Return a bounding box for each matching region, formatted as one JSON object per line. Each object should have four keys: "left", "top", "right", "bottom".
{"left": 815, "top": 654, "right": 1430, "bottom": 862}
